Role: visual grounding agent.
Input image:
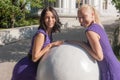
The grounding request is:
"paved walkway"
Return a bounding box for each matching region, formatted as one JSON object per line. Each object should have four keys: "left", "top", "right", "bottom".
{"left": 0, "top": 39, "right": 31, "bottom": 80}
{"left": 0, "top": 16, "right": 119, "bottom": 80}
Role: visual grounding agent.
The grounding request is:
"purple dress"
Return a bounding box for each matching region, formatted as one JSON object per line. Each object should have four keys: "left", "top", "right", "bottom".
{"left": 86, "top": 23, "right": 120, "bottom": 80}
{"left": 11, "top": 29, "right": 51, "bottom": 80}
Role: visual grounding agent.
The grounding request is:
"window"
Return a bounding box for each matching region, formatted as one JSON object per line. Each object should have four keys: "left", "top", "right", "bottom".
{"left": 103, "top": 0, "right": 108, "bottom": 10}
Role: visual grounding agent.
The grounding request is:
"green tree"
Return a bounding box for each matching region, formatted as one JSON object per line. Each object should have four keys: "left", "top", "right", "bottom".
{"left": 112, "top": 0, "right": 120, "bottom": 12}
{"left": 112, "top": 0, "right": 120, "bottom": 56}
{"left": 0, "top": 0, "right": 43, "bottom": 28}
{"left": 0, "top": 0, "right": 21, "bottom": 28}
{"left": 0, "top": 0, "right": 56, "bottom": 28}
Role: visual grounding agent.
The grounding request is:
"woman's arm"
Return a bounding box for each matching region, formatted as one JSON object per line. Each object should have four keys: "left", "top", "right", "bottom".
{"left": 65, "top": 31, "right": 104, "bottom": 61}
{"left": 32, "top": 33, "right": 64, "bottom": 62}
{"left": 78, "top": 42, "right": 103, "bottom": 61}
{"left": 85, "top": 31, "right": 104, "bottom": 61}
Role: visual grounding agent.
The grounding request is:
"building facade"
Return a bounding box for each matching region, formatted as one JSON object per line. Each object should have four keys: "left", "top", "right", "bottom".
{"left": 50, "top": 0, "right": 118, "bottom": 17}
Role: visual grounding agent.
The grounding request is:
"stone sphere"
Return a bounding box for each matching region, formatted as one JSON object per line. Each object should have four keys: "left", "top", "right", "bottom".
{"left": 36, "top": 43, "right": 100, "bottom": 80}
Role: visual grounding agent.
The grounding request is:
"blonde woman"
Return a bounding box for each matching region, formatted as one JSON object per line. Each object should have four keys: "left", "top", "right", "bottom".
{"left": 77, "top": 4, "right": 120, "bottom": 80}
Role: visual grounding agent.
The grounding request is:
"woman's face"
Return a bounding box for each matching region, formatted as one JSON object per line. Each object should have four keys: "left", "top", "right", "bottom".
{"left": 78, "top": 9, "right": 94, "bottom": 27}
{"left": 44, "top": 11, "right": 56, "bottom": 29}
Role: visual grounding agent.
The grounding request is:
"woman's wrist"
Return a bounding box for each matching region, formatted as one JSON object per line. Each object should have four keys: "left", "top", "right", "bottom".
{"left": 48, "top": 43, "right": 52, "bottom": 49}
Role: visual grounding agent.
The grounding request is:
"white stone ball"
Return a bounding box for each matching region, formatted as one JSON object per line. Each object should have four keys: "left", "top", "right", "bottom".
{"left": 36, "top": 43, "right": 100, "bottom": 80}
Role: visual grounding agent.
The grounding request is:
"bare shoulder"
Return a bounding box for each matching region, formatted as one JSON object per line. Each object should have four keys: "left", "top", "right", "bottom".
{"left": 34, "top": 33, "right": 45, "bottom": 41}
{"left": 86, "top": 31, "right": 100, "bottom": 39}
{"left": 36, "top": 33, "right": 45, "bottom": 38}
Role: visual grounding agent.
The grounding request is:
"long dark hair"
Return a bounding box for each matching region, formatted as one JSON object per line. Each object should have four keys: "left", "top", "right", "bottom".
{"left": 38, "top": 6, "right": 62, "bottom": 33}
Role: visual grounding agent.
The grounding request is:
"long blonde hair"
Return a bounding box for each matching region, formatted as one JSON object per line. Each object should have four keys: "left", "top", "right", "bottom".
{"left": 78, "top": 4, "right": 103, "bottom": 28}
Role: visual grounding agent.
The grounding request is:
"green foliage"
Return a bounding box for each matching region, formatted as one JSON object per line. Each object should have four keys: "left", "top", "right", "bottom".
{"left": 112, "top": 0, "right": 120, "bottom": 11}
{"left": 0, "top": 0, "right": 28, "bottom": 28}
{"left": 15, "top": 18, "right": 39, "bottom": 27}
{"left": 0, "top": 0, "right": 43, "bottom": 28}
{"left": 0, "top": 0, "right": 56, "bottom": 28}
{"left": 112, "top": 26, "right": 120, "bottom": 56}
{"left": 29, "top": 0, "right": 43, "bottom": 8}
{"left": 0, "top": 0, "right": 18, "bottom": 27}
{"left": 113, "top": 45, "right": 120, "bottom": 56}
{"left": 117, "top": 56, "right": 120, "bottom": 61}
